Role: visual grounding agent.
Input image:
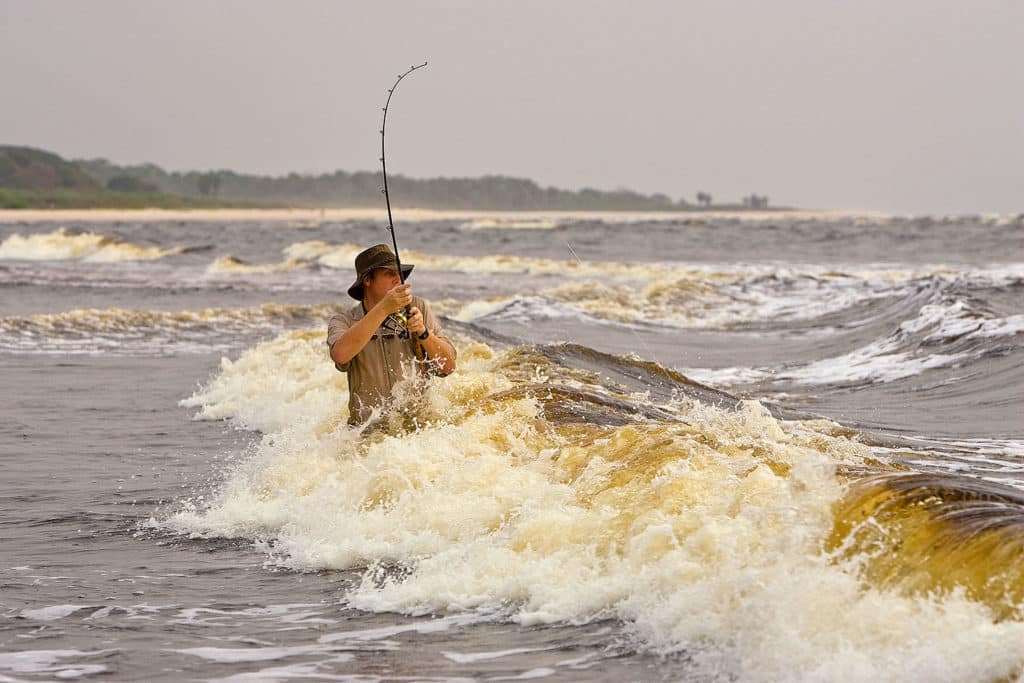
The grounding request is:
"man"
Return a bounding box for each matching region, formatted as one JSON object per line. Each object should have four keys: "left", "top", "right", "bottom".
{"left": 327, "top": 244, "right": 456, "bottom": 425}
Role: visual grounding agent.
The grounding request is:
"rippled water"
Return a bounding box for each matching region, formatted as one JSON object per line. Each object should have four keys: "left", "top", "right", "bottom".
{"left": 1, "top": 211, "right": 1022, "bottom": 682}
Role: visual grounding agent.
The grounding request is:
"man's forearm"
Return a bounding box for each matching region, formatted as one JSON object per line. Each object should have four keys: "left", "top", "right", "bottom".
{"left": 420, "top": 334, "right": 456, "bottom": 375}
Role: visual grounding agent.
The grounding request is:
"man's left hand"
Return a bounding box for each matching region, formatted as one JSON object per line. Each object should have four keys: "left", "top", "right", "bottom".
{"left": 406, "top": 306, "right": 426, "bottom": 336}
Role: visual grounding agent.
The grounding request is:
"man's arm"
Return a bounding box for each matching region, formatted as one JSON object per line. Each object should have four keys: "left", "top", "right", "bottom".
{"left": 330, "top": 285, "right": 411, "bottom": 365}
{"left": 406, "top": 303, "right": 456, "bottom": 376}
{"left": 419, "top": 326, "right": 457, "bottom": 376}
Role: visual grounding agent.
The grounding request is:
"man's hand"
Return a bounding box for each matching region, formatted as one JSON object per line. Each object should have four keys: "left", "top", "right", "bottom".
{"left": 406, "top": 306, "right": 426, "bottom": 336}
{"left": 380, "top": 284, "right": 412, "bottom": 314}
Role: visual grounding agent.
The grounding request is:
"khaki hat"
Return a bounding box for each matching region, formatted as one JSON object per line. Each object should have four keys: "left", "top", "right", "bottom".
{"left": 347, "top": 243, "right": 414, "bottom": 300}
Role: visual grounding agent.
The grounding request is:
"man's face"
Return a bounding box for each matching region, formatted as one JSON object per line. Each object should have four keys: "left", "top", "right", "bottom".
{"left": 364, "top": 267, "right": 401, "bottom": 300}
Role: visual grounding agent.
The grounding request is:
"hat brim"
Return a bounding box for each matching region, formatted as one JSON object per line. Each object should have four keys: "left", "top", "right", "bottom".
{"left": 347, "top": 263, "right": 414, "bottom": 300}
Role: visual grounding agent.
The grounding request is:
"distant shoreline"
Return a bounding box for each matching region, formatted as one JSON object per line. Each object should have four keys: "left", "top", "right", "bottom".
{"left": 1, "top": 146, "right": 788, "bottom": 214}
{"left": 0, "top": 207, "right": 876, "bottom": 223}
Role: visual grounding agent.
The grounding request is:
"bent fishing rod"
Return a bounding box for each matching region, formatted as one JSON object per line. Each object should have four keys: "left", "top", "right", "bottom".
{"left": 379, "top": 61, "right": 428, "bottom": 356}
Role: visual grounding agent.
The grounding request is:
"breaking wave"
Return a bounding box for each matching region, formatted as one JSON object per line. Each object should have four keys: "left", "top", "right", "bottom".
{"left": 0, "top": 304, "right": 334, "bottom": 355}
{"left": 209, "top": 237, "right": 1021, "bottom": 331}
{"left": 224, "top": 240, "right": 734, "bottom": 280}
{"left": 207, "top": 256, "right": 312, "bottom": 274}
{"left": 686, "top": 274, "right": 1024, "bottom": 390}
{"left": 168, "top": 328, "right": 1024, "bottom": 681}
{"left": 0, "top": 228, "right": 183, "bottom": 262}
{"left": 458, "top": 217, "right": 560, "bottom": 230}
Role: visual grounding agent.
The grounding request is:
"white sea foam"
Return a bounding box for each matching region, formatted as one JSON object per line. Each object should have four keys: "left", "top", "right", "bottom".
{"left": 779, "top": 340, "right": 965, "bottom": 385}
{"left": 317, "top": 613, "right": 486, "bottom": 643}
{"left": 0, "top": 305, "right": 334, "bottom": 356}
{"left": 680, "top": 365, "right": 773, "bottom": 386}
{"left": 269, "top": 240, "right": 1022, "bottom": 288}
{"left": 901, "top": 300, "right": 1024, "bottom": 342}
{"left": 459, "top": 217, "right": 559, "bottom": 230}
{"left": 201, "top": 661, "right": 355, "bottom": 682}
{"left": 777, "top": 295, "right": 1023, "bottom": 386}
{"left": 491, "top": 668, "right": 557, "bottom": 680}
{"left": 0, "top": 649, "right": 113, "bottom": 679}
{"left": 281, "top": 240, "right": 733, "bottom": 280}
{"left": 175, "top": 645, "right": 350, "bottom": 664}
{"left": 213, "top": 237, "right": 1023, "bottom": 344}
{"left": 449, "top": 272, "right": 903, "bottom": 332}
{"left": 170, "top": 330, "right": 1024, "bottom": 682}
{"left": 207, "top": 256, "right": 310, "bottom": 274}
{"left": 453, "top": 295, "right": 646, "bottom": 330}
{"left": 18, "top": 604, "right": 94, "bottom": 621}
{"left": 690, "top": 291, "right": 1024, "bottom": 388}
{"left": 168, "top": 603, "right": 335, "bottom": 627}
{"left": 707, "top": 340, "right": 964, "bottom": 389}
{"left": 178, "top": 330, "right": 343, "bottom": 432}
{"left": 442, "top": 647, "right": 558, "bottom": 663}
{"left": 933, "top": 437, "right": 1024, "bottom": 457}
{"left": 886, "top": 438, "right": 1024, "bottom": 489}
{"left": 0, "top": 228, "right": 182, "bottom": 261}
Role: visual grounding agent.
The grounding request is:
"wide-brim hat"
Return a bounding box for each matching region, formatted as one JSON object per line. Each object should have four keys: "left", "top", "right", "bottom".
{"left": 347, "top": 243, "right": 414, "bottom": 300}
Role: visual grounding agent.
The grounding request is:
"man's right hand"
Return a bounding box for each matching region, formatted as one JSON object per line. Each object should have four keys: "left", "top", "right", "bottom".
{"left": 381, "top": 284, "right": 412, "bottom": 313}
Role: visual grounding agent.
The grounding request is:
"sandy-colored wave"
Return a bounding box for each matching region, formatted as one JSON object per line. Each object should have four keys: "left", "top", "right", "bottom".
{"left": 0, "top": 228, "right": 182, "bottom": 262}
{"left": 233, "top": 240, "right": 1011, "bottom": 290}
{"left": 169, "top": 330, "right": 1024, "bottom": 681}
{"left": 829, "top": 472, "right": 1024, "bottom": 620}
{"left": 280, "top": 240, "right": 744, "bottom": 281}
{"left": 1, "top": 304, "right": 333, "bottom": 334}
{"left": 0, "top": 304, "right": 335, "bottom": 354}
{"left": 206, "top": 256, "right": 310, "bottom": 274}
{"left": 458, "top": 217, "right": 559, "bottom": 230}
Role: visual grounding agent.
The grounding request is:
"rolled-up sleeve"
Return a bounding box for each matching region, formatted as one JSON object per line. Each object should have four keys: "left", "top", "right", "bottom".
{"left": 326, "top": 314, "right": 352, "bottom": 372}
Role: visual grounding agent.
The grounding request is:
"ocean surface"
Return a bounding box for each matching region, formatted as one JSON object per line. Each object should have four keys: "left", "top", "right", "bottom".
{"left": 1, "top": 210, "right": 1022, "bottom": 682}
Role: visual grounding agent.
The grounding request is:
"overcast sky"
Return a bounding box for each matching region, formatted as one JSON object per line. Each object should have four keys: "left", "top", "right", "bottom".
{"left": 2, "top": 0, "right": 1021, "bottom": 213}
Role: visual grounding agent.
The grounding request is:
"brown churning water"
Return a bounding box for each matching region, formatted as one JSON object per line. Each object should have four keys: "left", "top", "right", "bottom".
{"left": 1, "top": 212, "right": 1022, "bottom": 681}
{"left": 830, "top": 472, "right": 1024, "bottom": 620}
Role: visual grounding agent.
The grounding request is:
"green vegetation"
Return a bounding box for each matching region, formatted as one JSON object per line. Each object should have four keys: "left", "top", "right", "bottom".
{"left": 75, "top": 158, "right": 699, "bottom": 210}
{"left": 106, "top": 175, "right": 159, "bottom": 193}
{"left": 0, "top": 146, "right": 98, "bottom": 191}
{"left": 0, "top": 187, "right": 263, "bottom": 210}
{"left": 0, "top": 146, "right": 272, "bottom": 209}
{"left": 0, "top": 145, "right": 785, "bottom": 211}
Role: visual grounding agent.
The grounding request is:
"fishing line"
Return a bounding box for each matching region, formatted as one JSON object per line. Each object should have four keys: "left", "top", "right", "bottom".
{"left": 378, "top": 62, "right": 428, "bottom": 358}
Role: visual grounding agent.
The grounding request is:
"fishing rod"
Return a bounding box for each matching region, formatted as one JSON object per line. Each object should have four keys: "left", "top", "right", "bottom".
{"left": 380, "top": 61, "right": 427, "bottom": 286}
{"left": 379, "top": 61, "right": 428, "bottom": 357}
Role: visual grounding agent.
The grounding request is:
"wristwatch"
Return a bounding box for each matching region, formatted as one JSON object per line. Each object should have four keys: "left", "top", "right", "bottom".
{"left": 418, "top": 329, "right": 430, "bottom": 340}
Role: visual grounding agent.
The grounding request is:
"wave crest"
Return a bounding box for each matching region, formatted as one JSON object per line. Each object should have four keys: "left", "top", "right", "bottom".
{"left": 0, "top": 228, "right": 182, "bottom": 262}
{"left": 168, "top": 330, "right": 1024, "bottom": 680}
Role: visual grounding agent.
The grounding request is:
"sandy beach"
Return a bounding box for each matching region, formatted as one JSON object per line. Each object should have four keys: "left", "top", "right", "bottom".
{"left": 0, "top": 207, "right": 877, "bottom": 224}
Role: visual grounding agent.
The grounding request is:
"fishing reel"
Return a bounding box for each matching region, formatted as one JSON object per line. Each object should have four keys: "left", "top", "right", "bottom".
{"left": 386, "top": 309, "right": 412, "bottom": 334}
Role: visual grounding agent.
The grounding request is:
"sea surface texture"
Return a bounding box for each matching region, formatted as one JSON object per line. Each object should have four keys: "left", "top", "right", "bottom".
{"left": 1, "top": 211, "right": 1022, "bottom": 682}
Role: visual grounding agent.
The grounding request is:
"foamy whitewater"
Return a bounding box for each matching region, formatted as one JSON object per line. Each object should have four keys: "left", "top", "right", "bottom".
{"left": 1, "top": 211, "right": 1022, "bottom": 682}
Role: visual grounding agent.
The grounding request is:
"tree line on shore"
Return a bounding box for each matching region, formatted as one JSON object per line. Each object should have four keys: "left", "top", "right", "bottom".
{"left": 78, "top": 158, "right": 776, "bottom": 211}
{"left": 1, "top": 146, "right": 779, "bottom": 210}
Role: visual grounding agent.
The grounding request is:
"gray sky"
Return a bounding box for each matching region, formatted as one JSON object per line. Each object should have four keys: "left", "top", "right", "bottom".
{"left": 2, "top": 0, "right": 1021, "bottom": 213}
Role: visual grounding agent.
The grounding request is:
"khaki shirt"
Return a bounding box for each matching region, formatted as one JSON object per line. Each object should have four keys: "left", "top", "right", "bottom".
{"left": 326, "top": 296, "right": 452, "bottom": 424}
